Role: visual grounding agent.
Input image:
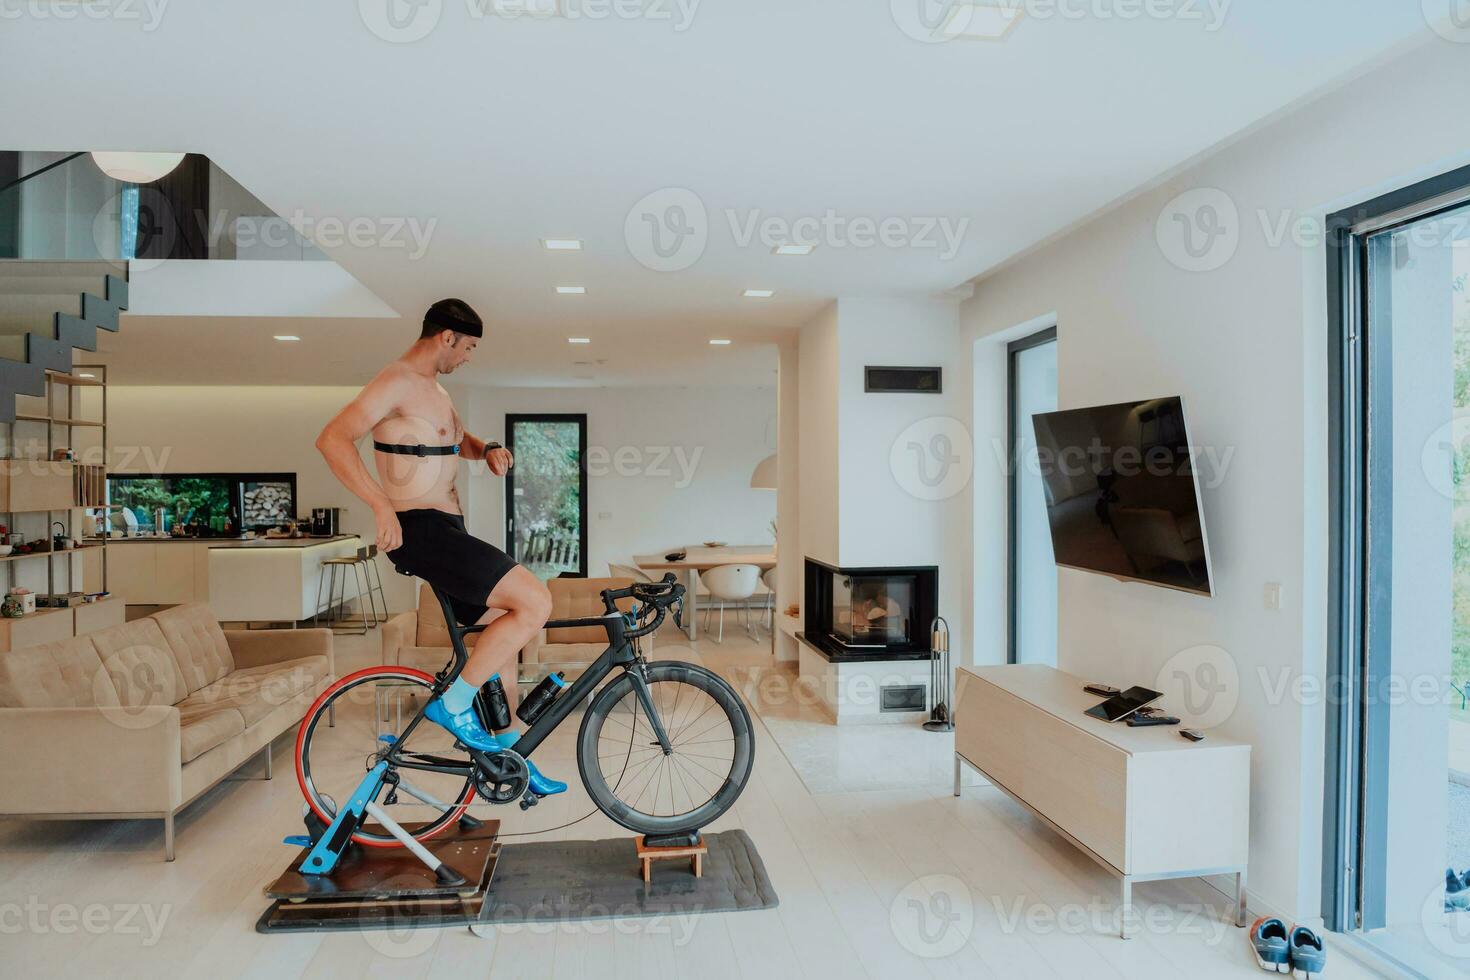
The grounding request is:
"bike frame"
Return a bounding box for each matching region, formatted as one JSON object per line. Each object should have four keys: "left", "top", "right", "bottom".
{"left": 298, "top": 582, "right": 685, "bottom": 876}
{"left": 383, "top": 588, "right": 671, "bottom": 784}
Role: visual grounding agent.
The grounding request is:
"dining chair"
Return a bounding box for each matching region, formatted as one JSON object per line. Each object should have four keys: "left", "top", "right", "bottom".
{"left": 699, "top": 564, "right": 761, "bottom": 642}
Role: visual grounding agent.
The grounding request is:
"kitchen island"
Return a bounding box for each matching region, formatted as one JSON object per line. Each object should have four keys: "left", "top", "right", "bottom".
{"left": 93, "top": 534, "right": 363, "bottom": 622}
{"left": 207, "top": 535, "right": 362, "bottom": 624}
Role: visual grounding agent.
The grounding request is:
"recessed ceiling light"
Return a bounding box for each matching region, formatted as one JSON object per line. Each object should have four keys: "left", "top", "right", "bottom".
{"left": 773, "top": 244, "right": 814, "bottom": 256}
{"left": 556, "top": 285, "right": 586, "bottom": 294}
{"left": 568, "top": 337, "right": 591, "bottom": 344}
{"left": 709, "top": 339, "right": 732, "bottom": 346}
{"left": 542, "top": 238, "right": 583, "bottom": 251}
{"left": 937, "top": 2, "right": 1023, "bottom": 39}
{"left": 274, "top": 335, "right": 300, "bottom": 341}
{"left": 742, "top": 289, "right": 775, "bottom": 298}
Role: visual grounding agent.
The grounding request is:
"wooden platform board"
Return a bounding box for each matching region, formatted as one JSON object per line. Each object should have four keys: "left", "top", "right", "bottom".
{"left": 264, "top": 818, "right": 500, "bottom": 902}
{"left": 257, "top": 842, "right": 502, "bottom": 933}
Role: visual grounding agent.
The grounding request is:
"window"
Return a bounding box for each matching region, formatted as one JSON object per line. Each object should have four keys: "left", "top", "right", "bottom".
{"left": 106, "top": 472, "right": 297, "bottom": 535}
{"left": 504, "top": 415, "right": 588, "bottom": 579}
{"left": 1327, "top": 163, "right": 1470, "bottom": 974}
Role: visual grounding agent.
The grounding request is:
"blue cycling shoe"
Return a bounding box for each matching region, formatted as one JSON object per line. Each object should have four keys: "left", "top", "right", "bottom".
{"left": 525, "top": 758, "right": 567, "bottom": 796}
{"left": 455, "top": 726, "right": 566, "bottom": 795}
{"left": 424, "top": 697, "right": 504, "bottom": 753}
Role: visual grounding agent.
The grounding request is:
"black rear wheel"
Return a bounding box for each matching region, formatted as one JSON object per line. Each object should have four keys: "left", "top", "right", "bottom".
{"left": 576, "top": 661, "right": 754, "bottom": 836}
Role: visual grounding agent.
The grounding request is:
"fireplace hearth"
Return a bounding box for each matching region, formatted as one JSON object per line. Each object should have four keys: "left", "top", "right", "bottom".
{"left": 801, "top": 557, "right": 937, "bottom": 662}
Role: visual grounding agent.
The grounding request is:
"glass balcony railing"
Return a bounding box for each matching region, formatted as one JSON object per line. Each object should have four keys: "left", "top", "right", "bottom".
{"left": 0, "top": 150, "right": 319, "bottom": 264}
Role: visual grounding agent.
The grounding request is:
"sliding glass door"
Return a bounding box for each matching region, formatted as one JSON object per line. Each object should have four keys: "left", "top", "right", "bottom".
{"left": 1329, "top": 166, "right": 1470, "bottom": 974}
{"left": 504, "top": 414, "right": 588, "bottom": 579}
{"left": 1008, "top": 328, "right": 1058, "bottom": 665}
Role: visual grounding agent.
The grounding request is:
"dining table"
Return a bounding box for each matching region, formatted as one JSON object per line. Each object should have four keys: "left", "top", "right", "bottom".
{"left": 633, "top": 546, "right": 776, "bottom": 641}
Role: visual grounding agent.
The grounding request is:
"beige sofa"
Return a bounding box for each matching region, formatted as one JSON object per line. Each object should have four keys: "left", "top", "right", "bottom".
{"left": 523, "top": 576, "right": 635, "bottom": 664}
{"left": 383, "top": 579, "right": 635, "bottom": 671}
{"left": 0, "top": 603, "right": 333, "bottom": 860}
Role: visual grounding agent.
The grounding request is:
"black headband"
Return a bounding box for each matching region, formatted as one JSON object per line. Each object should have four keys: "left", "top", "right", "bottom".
{"left": 424, "top": 306, "right": 483, "bottom": 338}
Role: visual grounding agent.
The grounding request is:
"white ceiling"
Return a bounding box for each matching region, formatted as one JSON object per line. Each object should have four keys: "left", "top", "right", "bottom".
{"left": 1, "top": 2, "right": 1442, "bottom": 386}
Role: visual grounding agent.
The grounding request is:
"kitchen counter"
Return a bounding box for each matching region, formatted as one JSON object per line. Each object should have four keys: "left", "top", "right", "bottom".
{"left": 209, "top": 534, "right": 358, "bottom": 550}
{"left": 208, "top": 535, "right": 366, "bottom": 623}
{"left": 94, "top": 535, "right": 362, "bottom": 611}
{"left": 87, "top": 534, "right": 357, "bottom": 548}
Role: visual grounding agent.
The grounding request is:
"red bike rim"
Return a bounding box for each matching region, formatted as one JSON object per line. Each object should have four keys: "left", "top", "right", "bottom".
{"left": 293, "top": 664, "right": 475, "bottom": 848}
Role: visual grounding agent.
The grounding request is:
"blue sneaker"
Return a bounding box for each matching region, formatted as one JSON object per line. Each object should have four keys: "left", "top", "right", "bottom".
{"left": 424, "top": 696, "right": 504, "bottom": 753}
{"left": 1287, "top": 925, "right": 1326, "bottom": 977}
{"left": 1248, "top": 917, "right": 1290, "bottom": 974}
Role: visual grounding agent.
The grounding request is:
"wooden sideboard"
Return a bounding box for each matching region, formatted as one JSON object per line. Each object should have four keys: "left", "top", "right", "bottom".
{"left": 954, "top": 664, "right": 1250, "bottom": 939}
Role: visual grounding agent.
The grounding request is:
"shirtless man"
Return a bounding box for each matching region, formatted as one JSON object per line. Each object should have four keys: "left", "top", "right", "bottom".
{"left": 315, "top": 298, "right": 563, "bottom": 796}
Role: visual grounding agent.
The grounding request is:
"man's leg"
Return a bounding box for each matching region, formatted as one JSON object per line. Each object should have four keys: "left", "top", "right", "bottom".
{"left": 460, "top": 566, "right": 552, "bottom": 717}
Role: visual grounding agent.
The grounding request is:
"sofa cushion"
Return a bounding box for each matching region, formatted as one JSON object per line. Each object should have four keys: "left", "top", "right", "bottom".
{"left": 0, "top": 636, "right": 119, "bottom": 708}
{"left": 545, "top": 577, "right": 633, "bottom": 645}
{"left": 178, "top": 705, "right": 246, "bottom": 763}
{"left": 176, "top": 656, "right": 329, "bottom": 727}
{"left": 150, "top": 603, "right": 235, "bottom": 695}
{"left": 88, "top": 617, "right": 189, "bottom": 708}
{"left": 415, "top": 583, "right": 453, "bottom": 648}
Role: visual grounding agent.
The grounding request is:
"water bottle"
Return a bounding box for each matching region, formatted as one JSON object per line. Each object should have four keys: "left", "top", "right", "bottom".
{"left": 474, "top": 673, "right": 512, "bottom": 731}
{"left": 515, "top": 671, "right": 567, "bottom": 725}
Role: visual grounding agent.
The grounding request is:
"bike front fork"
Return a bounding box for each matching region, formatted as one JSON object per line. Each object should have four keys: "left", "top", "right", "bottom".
{"left": 629, "top": 664, "right": 672, "bottom": 754}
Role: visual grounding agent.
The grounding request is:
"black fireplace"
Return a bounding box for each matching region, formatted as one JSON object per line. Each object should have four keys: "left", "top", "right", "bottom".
{"left": 802, "top": 557, "right": 937, "bottom": 661}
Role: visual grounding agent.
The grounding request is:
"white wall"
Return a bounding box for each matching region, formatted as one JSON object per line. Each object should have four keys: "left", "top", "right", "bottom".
{"left": 454, "top": 384, "right": 777, "bottom": 577}
{"left": 106, "top": 386, "right": 417, "bottom": 612}
{"left": 793, "top": 295, "right": 971, "bottom": 662}
{"left": 774, "top": 339, "right": 802, "bottom": 657}
{"left": 958, "top": 35, "right": 1470, "bottom": 923}
{"left": 797, "top": 303, "right": 840, "bottom": 567}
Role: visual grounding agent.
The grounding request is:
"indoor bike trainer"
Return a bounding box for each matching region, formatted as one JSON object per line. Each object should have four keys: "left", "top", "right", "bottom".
{"left": 260, "top": 574, "right": 754, "bottom": 934}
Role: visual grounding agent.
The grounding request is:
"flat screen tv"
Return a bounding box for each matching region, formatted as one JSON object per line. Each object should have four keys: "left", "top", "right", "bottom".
{"left": 1030, "top": 396, "right": 1213, "bottom": 597}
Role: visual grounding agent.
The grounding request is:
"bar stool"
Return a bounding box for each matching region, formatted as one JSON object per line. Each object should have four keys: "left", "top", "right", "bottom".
{"left": 315, "top": 549, "right": 374, "bottom": 634}
{"left": 361, "top": 544, "right": 388, "bottom": 627}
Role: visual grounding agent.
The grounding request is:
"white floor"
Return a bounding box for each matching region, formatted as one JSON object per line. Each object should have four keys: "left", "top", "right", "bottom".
{"left": 0, "top": 618, "right": 1386, "bottom": 978}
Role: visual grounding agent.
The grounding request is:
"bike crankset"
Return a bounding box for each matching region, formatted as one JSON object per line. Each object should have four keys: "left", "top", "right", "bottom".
{"left": 472, "top": 748, "right": 530, "bottom": 805}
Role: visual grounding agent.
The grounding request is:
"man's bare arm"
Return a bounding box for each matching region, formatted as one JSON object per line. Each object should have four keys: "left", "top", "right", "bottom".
{"left": 316, "top": 372, "right": 406, "bottom": 550}
{"left": 461, "top": 431, "right": 513, "bottom": 475}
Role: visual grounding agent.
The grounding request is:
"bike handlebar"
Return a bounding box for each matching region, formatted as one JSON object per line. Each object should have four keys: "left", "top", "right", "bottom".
{"left": 603, "top": 573, "right": 685, "bottom": 640}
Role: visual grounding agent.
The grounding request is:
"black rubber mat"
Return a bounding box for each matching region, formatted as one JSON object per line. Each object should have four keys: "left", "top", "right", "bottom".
{"left": 484, "top": 829, "right": 776, "bottom": 923}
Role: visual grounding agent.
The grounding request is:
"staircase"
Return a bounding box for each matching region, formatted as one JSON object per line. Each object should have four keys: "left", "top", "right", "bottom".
{"left": 0, "top": 261, "right": 126, "bottom": 423}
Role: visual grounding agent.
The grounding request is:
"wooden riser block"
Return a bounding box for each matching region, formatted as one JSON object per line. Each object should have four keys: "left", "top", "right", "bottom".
{"left": 635, "top": 835, "right": 708, "bottom": 883}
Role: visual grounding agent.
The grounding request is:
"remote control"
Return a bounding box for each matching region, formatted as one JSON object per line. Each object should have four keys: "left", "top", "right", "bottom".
{"left": 1083, "top": 683, "right": 1121, "bottom": 697}
{"left": 1126, "top": 713, "right": 1180, "bottom": 727}
{"left": 1180, "top": 729, "right": 1205, "bottom": 742}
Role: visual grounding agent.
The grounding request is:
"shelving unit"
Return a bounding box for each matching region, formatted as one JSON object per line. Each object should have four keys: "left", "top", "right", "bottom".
{"left": 0, "top": 364, "right": 112, "bottom": 643}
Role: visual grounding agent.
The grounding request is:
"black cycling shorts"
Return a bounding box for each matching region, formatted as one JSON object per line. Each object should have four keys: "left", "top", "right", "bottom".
{"left": 386, "top": 508, "right": 519, "bottom": 625}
